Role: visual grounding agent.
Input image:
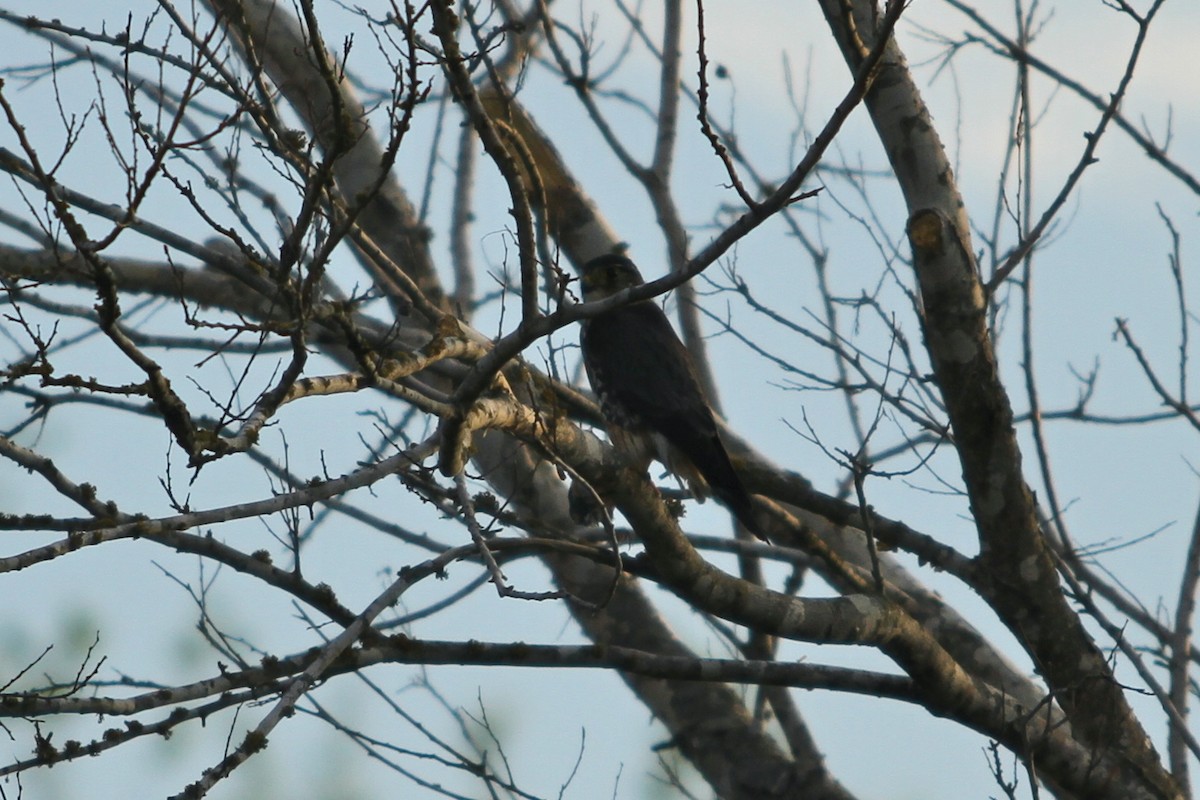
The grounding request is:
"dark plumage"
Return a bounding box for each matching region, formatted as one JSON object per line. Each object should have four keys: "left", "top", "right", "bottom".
{"left": 578, "top": 254, "right": 761, "bottom": 537}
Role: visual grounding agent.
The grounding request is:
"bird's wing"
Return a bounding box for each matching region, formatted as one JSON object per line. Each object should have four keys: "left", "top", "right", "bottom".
{"left": 582, "top": 301, "right": 718, "bottom": 438}
{"left": 582, "top": 300, "right": 763, "bottom": 537}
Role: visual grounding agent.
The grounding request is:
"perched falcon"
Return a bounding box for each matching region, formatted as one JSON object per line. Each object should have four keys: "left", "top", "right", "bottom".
{"left": 578, "top": 253, "right": 761, "bottom": 537}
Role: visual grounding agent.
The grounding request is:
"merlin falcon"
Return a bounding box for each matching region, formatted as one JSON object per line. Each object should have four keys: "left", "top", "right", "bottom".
{"left": 578, "top": 253, "right": 762, "bottom": 537}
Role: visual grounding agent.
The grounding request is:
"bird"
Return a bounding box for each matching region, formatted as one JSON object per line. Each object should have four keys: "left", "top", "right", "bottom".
{"left": 577, "top": 253, "right": 763, "bottom": 539}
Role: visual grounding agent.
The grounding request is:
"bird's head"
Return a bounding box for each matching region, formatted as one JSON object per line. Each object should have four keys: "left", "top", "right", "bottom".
{"left": 579, "top": 254, "right": 645, "bottom": 301}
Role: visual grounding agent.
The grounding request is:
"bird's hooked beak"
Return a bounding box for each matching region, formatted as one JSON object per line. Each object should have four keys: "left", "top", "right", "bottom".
{"left": 579, "top": 268, "right": 598, "bottom": 294}
{"left": 578, "top": 259, "right": 611, "bottom": 301}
